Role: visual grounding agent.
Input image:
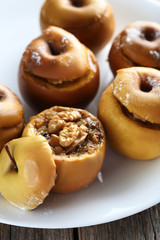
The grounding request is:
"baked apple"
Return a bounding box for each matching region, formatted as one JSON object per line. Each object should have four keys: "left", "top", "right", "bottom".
{"left": 22, "top": 106, "right": 106, "bottom": 193}
{"left": 18, "top": 26, "right": 99, "bottom": 111}
{"left": 0, "top": 83, "right": 25, "bottom": 151}
{"left": 40, "top": 0, "right": 115, "bottom": 53}
{"left": 108, "top": 21, "right": 160, "bottom": 75}
{"left": 98, "top": 67, "right": 160, "bottom": 160}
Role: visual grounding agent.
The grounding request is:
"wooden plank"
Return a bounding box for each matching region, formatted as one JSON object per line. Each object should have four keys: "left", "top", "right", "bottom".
{"left": 148, "top": 204, "right": 160, "bottom": 239}
{"left": 78, "top": 204, "right": 160, "bottom": 240}
{"left": 0, "top": 224, "right": 74, "bottom": 240}
{"left": 0, "top": 223, "right": 10, "bottom": 240}
{"left": 10, "top": 227, "right": 74, "bottom": 240}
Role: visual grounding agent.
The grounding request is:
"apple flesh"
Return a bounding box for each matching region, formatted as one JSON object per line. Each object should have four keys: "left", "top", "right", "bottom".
{"left": 0, "top": 135, "right": 56, "bottom": 210}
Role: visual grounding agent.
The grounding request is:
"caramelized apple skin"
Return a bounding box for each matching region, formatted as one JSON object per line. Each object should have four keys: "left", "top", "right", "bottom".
{"left": 108, "top": 21, "right": 160, "bottom": 75}
{"left": 98, "top": 67, "right": 160, "bottom": 160}
{"left": 18, "top": 56, "right": 99, "bottom": 111}
{"left": 18, "top": 26, "right": 99, "bottom": 111}
{"left": 40, "top": 0, "right": 115, "bottom": 53}
{"left": 0, "top": 83, "right": 25, "bottom": 151}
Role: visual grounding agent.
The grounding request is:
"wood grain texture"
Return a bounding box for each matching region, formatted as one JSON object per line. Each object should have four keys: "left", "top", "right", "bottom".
{"left": 1, "top": 204, "right": 160, "bottom": 240}
{"left": 0, "top": 225, "right": 74, "bottom": 240}
{"left": 0, "top": 224, "right": 10, "bottom": 240}
{"left": 10, "top": 227, "right": 74, "bottom": 240}
{"left": 78, "top": 204, "right": 160, "bottom": 240}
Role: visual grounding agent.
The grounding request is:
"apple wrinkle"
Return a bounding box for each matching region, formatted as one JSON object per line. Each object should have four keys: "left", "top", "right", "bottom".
{"left": 4, "top": 144, "right": 18, "bottom": 171}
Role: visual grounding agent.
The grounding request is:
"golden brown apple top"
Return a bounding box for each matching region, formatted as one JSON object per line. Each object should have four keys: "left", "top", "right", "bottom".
{"left": 41, "top": 0, "right": 112, "bottom": 29}
{"left": 21, "top": 26, "right": 97, "bottom": 85}
{"left": 112, "top": 67, "right": 160, "bottom": 124}
{"left": 22, "top": 106, "right": 106, "bottom": 157}
{"left": 111, "top": 21, "right": 160, "bottom": 68}
{"left": 0, "top": 83, "right": 24, "bottom": 128}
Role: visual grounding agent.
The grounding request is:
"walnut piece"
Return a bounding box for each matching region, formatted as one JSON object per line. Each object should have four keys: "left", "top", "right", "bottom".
{"left": 90, "top": 130, "right": 101, "bottom": 144}
{"left": 49, "top": 134, "right": 59, "bottom": 148}
{"left": 59, "top": 123, "right": 80, "bottom": 147}
{"left": 66, "top": 126, "right": 88, "bottom": 154}
{"left": 47, "top": 110, "right": 81, "bottom": 134}
{"left": 54, "top": 146, "right": 63, "bottom": 155}
{"left": 59, "top": 122, "right": 88, "bottom": 153}
{"left": 37, "top": 125, "right": 48, "bottom": 135}
{"left": 57, "top": 110, "right": 81, "bottom": 122}
{"left": 48, "top": 116, "right": 66, "bottom": 134}
{"left": 34, "top": 117, "right": 45, "bottom": 129}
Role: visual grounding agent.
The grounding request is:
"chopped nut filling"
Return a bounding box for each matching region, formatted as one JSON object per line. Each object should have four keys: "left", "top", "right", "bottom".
{"left": 34, "top": 108, "right": 103, "bottom": 156}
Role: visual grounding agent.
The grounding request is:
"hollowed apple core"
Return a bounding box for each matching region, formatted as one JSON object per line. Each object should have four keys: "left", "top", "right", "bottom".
{"left": 0, "top": 91, "right": 5, "bottom": 101}
{"left": 70, "top": 0, "right": 85, "bottom": 7}
{"left": 142, "top": 27, "right": 159, "bottom": 41}
{"left": 140, "top": 79, "right": 152, "bottom": 92}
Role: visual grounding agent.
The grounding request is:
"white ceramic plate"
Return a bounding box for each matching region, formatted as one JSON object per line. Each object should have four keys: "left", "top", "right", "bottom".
{"left": 0, "top": 0, "right": 160, "bottom": 229}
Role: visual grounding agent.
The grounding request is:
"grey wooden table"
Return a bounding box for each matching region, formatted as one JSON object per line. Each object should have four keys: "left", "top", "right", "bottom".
{"left": 0, "top": 203, "right": 160, "bottom": 239}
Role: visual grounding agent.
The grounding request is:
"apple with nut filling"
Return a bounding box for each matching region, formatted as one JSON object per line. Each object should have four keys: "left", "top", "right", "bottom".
{"left": 22, "top": 106, "right": 106, "bottom": 193}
